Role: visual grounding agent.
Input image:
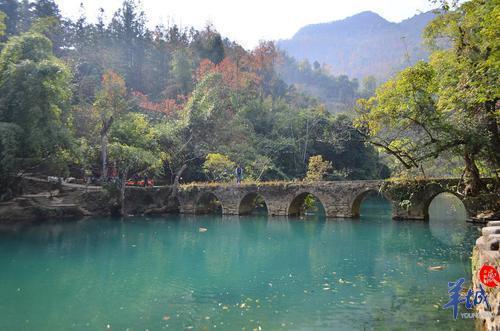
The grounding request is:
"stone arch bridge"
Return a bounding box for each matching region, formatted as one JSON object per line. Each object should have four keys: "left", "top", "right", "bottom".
{"left": 170, "top": 179, "right": 496, "bottom": 220}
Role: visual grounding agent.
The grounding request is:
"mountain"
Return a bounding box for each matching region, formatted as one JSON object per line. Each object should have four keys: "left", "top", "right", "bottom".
{"left": 277, "top": 11, "right": 436, "bottom": 81}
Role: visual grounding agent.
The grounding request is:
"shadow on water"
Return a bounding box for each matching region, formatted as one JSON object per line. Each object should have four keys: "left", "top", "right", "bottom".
{"left": 358, "top": 192, "right": 393, "bottom": 220}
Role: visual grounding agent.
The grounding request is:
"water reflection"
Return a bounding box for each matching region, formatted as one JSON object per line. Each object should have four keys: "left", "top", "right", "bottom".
{"left": 0, "top": 198, "right": 477, "bottom": 330}
{"left": 428, "top": 192, "right": 469, "bottom": 246}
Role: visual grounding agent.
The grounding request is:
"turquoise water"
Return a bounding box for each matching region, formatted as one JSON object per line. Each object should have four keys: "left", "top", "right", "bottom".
{"left": 0, "top": 197, "right": 478, "bottom": 330}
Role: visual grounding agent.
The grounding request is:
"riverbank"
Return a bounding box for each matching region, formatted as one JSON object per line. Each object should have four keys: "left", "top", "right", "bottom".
{"left": 0, "top": 177, "right": 180, "bottom": 224}
{"left": 1, "top": 176, "right": 499, "bottom": 224}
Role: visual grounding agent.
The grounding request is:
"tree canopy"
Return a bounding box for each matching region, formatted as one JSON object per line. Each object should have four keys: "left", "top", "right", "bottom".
{"left": 356, "top": 0, "right": 499, "bottom": 193}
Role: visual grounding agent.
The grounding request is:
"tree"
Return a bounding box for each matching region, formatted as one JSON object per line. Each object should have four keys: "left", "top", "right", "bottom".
{"left": 108, "top": 0, "right": 147, "bottom": 91}
{"left": 355, "top": 62, "right": 448, "bottom": 173}
{"left": 0, "top": 32, "right": 72, "bottom": 172}
{"left": 109, "top": 143, "right": 162, "bottom": 215}
{"left": 192, "top": 25, "right": 225, "bottom": 64}
{"left": 0, "top": 10, "right": 5, "bottom": 38}
{"left": 424, "top": 0, "right": 499, "bottom": 190}
{"left": 0, "top": 122, "right": 22, "bottom": 199}
{"left": 169, "top": 47, "right": 193, "bottom": 96}
{"left": 32, "top": 0, "right": 60, "bottom": 19}
{"left": 203, "top": 153, "right": 235, "bottom": 182}
{"left": 108, "top": 112, "right": 164, "bottom": 215}
{"left": 250, "top": 41, "right": 281, "bottom": 98}
{"left": 0, "top": 0, "right": 18, "bottom": 40}
{"left": 305, "top": 155, "right": 332, "bottom": 181}
{"left": 356, "top": 0, "right": 499, "bottom": 194}
{"left": 93, "top": 70, "right": 128, "bottom": 179}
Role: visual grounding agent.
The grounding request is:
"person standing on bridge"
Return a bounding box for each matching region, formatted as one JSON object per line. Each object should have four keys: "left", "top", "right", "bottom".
{"left": 235, "top": 165, "right": 243, "bottom": 184}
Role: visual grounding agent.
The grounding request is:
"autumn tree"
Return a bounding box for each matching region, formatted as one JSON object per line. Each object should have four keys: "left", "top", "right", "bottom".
{"left": 305, "top": 155, "right": 332, "bottom": 181}
{"left": 249, "top": 41, "right": 281, "bottom": 98}
{"left": 93, "top": 70, "right": 128, "bottom": 179}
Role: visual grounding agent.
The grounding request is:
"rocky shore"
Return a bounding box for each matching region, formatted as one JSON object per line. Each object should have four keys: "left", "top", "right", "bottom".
{"left": 0, "top": 177, "right": 178, "bottom": 223}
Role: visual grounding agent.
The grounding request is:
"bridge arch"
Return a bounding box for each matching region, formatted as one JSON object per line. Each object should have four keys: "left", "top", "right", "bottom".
{"left": 288, "top": 192, "right": 326, "bottom": 217}
{"left": 238, "top": 192, "right": 268, "bottom": 215}
{"left": 194, "top": 192, "right": 223, "bottom": 215}
{"left": 424, "top": 190, "right": 468, "bottom": 220}
{"left": 351, "top": 189, "right": 390, "bottom": 218}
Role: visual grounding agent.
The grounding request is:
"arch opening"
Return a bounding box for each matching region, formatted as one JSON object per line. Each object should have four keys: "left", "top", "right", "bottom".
{"left": 351, "top": 190, "right": 392, "bottom": 218}
{"left": 428, "top": 192, "right": 468, "bottom": 246}
{"left": 427, "top": 192, "right": 467, "bottom": 222}
{"left": 195, "top": 193, "right": 223, "bottom": 215}
{"left": 288, "top": 192, "right": 326, "bottom": 218}
{"left": 238, "top": 193, "right": 268, "bottom": 216}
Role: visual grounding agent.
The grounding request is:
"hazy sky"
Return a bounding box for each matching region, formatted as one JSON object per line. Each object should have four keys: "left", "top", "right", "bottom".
{"left": 55, "top": 0, "right": 436, "bottom": 49}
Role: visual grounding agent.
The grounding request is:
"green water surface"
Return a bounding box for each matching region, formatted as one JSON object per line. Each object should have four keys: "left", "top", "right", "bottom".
{"left": 0, "top": 196, "right": 479, "bottom": 330}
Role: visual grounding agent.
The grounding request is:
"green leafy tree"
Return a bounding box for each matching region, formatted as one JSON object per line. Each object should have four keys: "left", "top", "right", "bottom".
{"left": 0, "top": 32, "right": 72, "bottom": 173}
{"left": 203, "top": 153, "right": 235, "bottom": 182}
{"left": 424, "top": 0, "right": 499, "bottom": 191}
{"left": 0, "top": 122, "right": 21, "bottom": 199}
{"left": 169, "top": 47, "right": 194, "bottom": 96}
{"left": 356, "top": 0, "right": 499, "bottom": 194}
{"left": 355, "top": 62, "right": 448, "bottom": 173}
{"left": 109, "top": 143, "right": 162, "bottom": 215}
{"left": 108, "top": 112, "right": 164, "bottom": 215}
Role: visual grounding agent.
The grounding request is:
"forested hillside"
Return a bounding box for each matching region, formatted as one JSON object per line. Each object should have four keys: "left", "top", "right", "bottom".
{"left": 276, "top": 52, "right": 373, "bottom": 113}
{"left": 0, "top": 0, "right": 496, "bottom": 203}
{"left": 277, "top": 11, "right": 435, "bottom": 81}
{"left": 0, "top": 0, "right": 389, "bottom": 199}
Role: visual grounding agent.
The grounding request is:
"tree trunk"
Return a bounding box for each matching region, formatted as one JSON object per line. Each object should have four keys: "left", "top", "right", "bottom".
{"left": 303, "top": 118, "right": 309, "bottom": 165}
{"left": 119, "top": 169, "right": 128, "bottom": 216}
{"left": 101, "top": 133, "right": 108, "bottom": 180}
{"left": 169, "top": 164, "right": 187, "bottom": 199}
{"left": 463, "top": 149, "right": 482, "bottom": 196}
{"left": 485, "top": 100, "right": 500, "bottom": 170}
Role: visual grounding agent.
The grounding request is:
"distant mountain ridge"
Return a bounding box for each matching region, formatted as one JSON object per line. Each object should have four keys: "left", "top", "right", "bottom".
{"left": 277, "top": 10, "right": 436, "bottom": 80}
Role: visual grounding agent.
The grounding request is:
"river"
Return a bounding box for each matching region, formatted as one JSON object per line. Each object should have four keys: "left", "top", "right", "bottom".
{"left": 0, "top": 194, "right": 478, "bottom": 330}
